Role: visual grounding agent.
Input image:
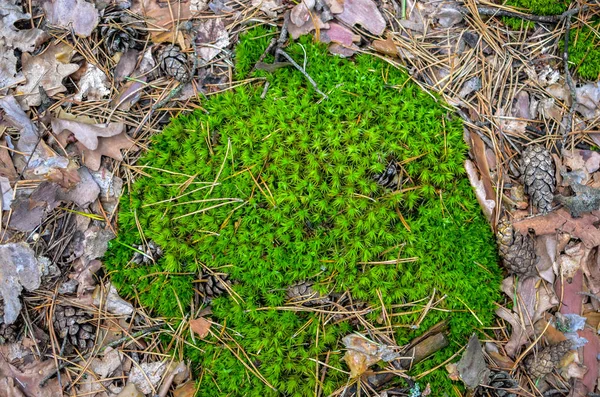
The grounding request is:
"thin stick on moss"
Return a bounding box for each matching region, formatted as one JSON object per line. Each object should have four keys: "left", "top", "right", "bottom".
{"left": 275, "top": 48, "right": 328, "bottom": 99}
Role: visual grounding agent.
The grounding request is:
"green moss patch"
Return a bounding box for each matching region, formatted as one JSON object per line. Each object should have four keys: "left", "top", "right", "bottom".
{"left": 106, "top": 28, "right": 501, "bottom": 395}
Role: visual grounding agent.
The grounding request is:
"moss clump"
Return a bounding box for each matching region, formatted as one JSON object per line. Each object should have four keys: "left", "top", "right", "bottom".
{"left": 560, "top": 24, "right": 600, "bottom": 81}
{"left": 106, "top": 28, "right": 501, "bottom": 395}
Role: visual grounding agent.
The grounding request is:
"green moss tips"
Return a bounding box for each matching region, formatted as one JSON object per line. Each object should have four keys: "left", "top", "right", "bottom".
{"left": 105, "top": 27, "right": 502, "bottom": 395}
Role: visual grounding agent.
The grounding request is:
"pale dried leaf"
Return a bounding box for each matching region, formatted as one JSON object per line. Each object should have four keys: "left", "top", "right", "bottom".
{"left": 465, "top": 160, "right": 494, "bottom": 223}
{"left": 94, "top": 282, "right": 134, "bottom": 316}
{"left": 90, "top": 348, "right": 123, "bottom": 378}
{"left": 117, "top": 383, "right": 145, "bottom": 397}
{"left": 558, "top": 242, "right": 585, "bottom": 279}
{"left": 195, "top": 18, "right": 229, "bottom": 62}
{"left": 320, "top": 22, "right": 360, "bottom": 46}
{"left": 336, "top": 0, "right": 386, "bottom": 35}
{"left": 128, "top": 361, "right": 167, "bottom": 394}
{"left": 0, "top": 1, "right": 47, "bottom": 51}
{"left": 251, "top": 0, "right": 281, "bottom": 17}
{"left": 575, "top": 82, "right": 600, "bottom": 119}
{"left": 74, "top": 63, "right": 111, "bottom": 101}
{"left": 0, "top": 176, "right": 12, "bottom": 211}
{"left": 52, "top": 118, "right": 124, "bottom": 150}
{"left": 57, "top": 166, "right": 100, "bottom": 208}
{"left": 0, "top": 243, "right": 42, "bottom": 324}
{"left": 17, "top": 43, "right": 79, "bottom": 108}
{"left": 290, "top": 0, "right": 314, "bottom": 26}
{"left": 43, "top": 0, "right": 99, "bottom": 37}
{"left": 0, "top": 45, "right": 21, "bottom": 94}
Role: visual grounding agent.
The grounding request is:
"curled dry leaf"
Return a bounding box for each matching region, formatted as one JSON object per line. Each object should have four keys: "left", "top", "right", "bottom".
{"left": 0, "top": 358, "right": 62, "bottom": 397}
{"left": 0, "top": 243, "right": 42, "bottom": 324}
{"left": 189, "top": 317, "right": 211, "bottom": 338}
{"left": 342, "top": 334, "right": 398, "bottom": 378}
{"left": 74, "top": 63, "right": 111, "bottom": 101}
{"left": 16, "top": 43, "right": 79, "bottom": 109}
{"left": 93, "top": 282, "right": 134, "bottom": 316}
{"left": 251, "top": 0, "right": 281, "bottom": 17}
{"left": 558, "top": 241, "right": 585, "bottom": 280}
{"left": 465, "top": 159, "right": 494, "bottom": 223}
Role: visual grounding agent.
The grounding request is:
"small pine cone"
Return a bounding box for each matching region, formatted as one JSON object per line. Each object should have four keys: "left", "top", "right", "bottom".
{"left": 132, "top": 240, "right": 163, "bottom": 265}
{"left": 158, "top": 44, "right": 191, "bottom": 82}
{"left": 198, "top": 273, "right": 231, "bottom": 300}
{"left": 100, "top": 6, "right": 146, "bottom": 55}
{"left": 475, "top": 370, "right": 518, "bottom": 397}
{"left": 373, "top": 160, "right": 401, "bottom": 190}
{"left": 0, "top": 322, "right": 20, "bottom": 344}
{"left": 525, "top": 340, "right": 571, "bottom": 379}
{"left": 496, "top": 220, "right": 537, "bottom": 278}
{"left": 520, "top": 145, "right": 555, "bottom": 214}
{"left": 286, "top": 281, "right": 330, "bottom": 306}
{"left": 53, "top": 305, "right": 96, "bottom": 353}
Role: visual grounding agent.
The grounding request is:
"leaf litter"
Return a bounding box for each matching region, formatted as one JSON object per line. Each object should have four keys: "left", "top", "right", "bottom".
{"left": 0, "top": 0, "right": 599, "bottom": 395}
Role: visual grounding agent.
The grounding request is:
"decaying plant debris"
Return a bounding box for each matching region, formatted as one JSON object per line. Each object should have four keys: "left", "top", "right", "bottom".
{"left": 0, "top": 0, "right": 598, "bottom": 395}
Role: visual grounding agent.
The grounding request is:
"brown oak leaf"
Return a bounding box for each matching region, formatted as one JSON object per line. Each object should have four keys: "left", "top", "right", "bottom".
{"left": 16, "top": 43, "right": 79, "bottom": 109}
{"left": 43, "top": 0, "right": 99, "bottom": 37}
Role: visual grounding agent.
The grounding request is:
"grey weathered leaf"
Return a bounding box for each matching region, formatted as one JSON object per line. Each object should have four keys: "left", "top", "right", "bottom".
{"left": 0, "top": 243, "right": 42, "bottom": 324}
{"left": 456, "top": 334, "right": 490, "bottom": 390}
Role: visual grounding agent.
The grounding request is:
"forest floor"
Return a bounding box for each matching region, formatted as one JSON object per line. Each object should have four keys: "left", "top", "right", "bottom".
{"left": 0, "top": 0, "right": 599, "bottom": 396}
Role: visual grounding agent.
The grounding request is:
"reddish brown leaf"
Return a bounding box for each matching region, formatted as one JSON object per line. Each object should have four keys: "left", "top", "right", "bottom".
{"left": 513, "top": 209, "right": 600, "bottom": 248}
{"left": 189, "top": 317, "right": 211, "bottom": 338}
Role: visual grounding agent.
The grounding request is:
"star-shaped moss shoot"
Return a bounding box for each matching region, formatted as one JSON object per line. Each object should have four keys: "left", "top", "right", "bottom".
{"left": 106, "top": 27, "right": 501, "bottom": 395}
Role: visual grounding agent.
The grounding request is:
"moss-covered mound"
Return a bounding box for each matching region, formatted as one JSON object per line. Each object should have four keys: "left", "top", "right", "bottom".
{"left": 106, "top": 29, "right": 501, "bottom": 395}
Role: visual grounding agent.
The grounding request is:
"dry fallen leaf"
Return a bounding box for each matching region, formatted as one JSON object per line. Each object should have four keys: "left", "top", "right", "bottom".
{"left": 195, "top": 18, "right": 229, "bottom": 63}
{"left": 465, "top": 159, "right": 495, "bottom": 223}
{"left": 0, "top": 0, "right": 47, "bottom": 52}
{"left": 16, "top": 43, "right": 79, "bottom": 109}
{"left": 456, "top": 334, "right": 489, "bottom": 390}
{"left": 93, "top": 282, "right": 134, "bottom": 316}
{"left": 336, "top": 0, "right": 386, "bottom": 35}
{"left": 73, "top": 63, "right": 111, "bottom": 101}
{"left": 128, "top": 361, "right": 168, "bottom": 394}
{"left": 83, "top": 131, "right": 139, "bottom": 171}
{"left": 43, "top": 0, "right": 100, "bottom": 37}
{"left": 342, "top": 334, "right": 398, "bottom": 378}
{"left": 173, "top": 381, "right": 197, "bottom": 397}
{"left": 189, "top": 317, "right": 211, "bottom": 338}
{"left": 132, "top": 0, "right": 193, "bottom": 40}
{"left": 0, "top": 357, "right": 62, "bottom": 397}
{"left": 0, "top": 243, "right": 42, "bottom": 324}
{"left": 513, "top": 209, "right": 600, "bottom": 248}
{"left": 52, "top": 118, "right": 124, "bottom": 150}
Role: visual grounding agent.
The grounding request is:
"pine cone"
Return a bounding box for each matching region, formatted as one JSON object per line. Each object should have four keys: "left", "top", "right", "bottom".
{"left": 525, "top": 340, "right": 571, "bottom": 379}
{"left": 475, "top": 370, "right": 518, "bottom": 397}
{"left": 520, "top": 145, "right": 555, "bottom": 214}
{"left": 0, "top": 322, "right": 20, "bottom": 344}
{"left": 286, "top": 281, "right": 330, "bottom": 306}
{"left": 53, "top": 305, "right": 96, "bottom": 352}
{"left": 132, "top": 240, "right": 163, "bottom": 265}
{"left": 197, "top": 273, "right": 231, "bottom": 300}
{"left": 496, "top": 220, "right": 537, "bottom": 278}
{"left": 373, "top": 160, "right": 401, "bottom": 190}
{"left": 100, "top": 6, "right": 146, "bottom": 55}
{"left": 158, "top": 44, "right": 191, "bottom": 82}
